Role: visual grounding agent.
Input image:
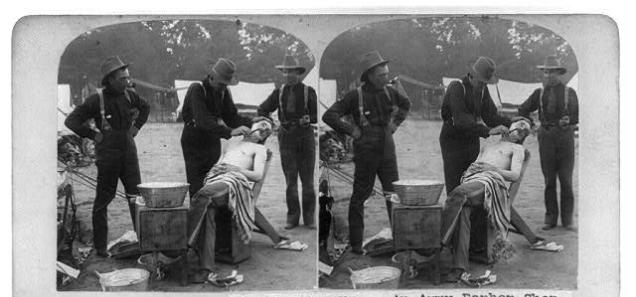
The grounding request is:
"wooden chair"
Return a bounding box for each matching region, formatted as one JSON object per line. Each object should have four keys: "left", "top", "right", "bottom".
{"left": 469, "top": 149, "right": 532, "bottom": 264}
{"left": 215, "top": 149, "right": 280, "bottom": 264}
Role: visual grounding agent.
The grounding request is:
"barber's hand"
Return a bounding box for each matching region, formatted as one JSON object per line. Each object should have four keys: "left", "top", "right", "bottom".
{"left": 299, "top": 115, "right": 311, "bottom": 126}
{"left": 231, "top": 126, "right": 251, "bottom": 136}
{"left": 489, "top": 125, "right": 509, "bottom": 136}
{"left": 94, "top": 132, "right": 104, "bottom": 144}
{"left": 351, "top": 126, "right": 362, "bottom": 140}
{"left": 559, "top": 115, "right": 570, "bottom": 127}
{"left": 129, "top": 126, "right": 139, "bottom": 138}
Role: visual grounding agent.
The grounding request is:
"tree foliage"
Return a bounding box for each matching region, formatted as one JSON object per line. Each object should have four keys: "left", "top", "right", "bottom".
{"left": 320, "top": 16, "right": 577, "bottom": 95}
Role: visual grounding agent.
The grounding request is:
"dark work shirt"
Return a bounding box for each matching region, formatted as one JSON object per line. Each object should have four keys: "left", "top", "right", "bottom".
{"left": 322, "top": 83, "right": 411, "bottom": 135}
{"left": 440, "top": 75, "right": 511, "bottom": 138}
{"left": 64, "top": 86, "right": 150, "bottom": 140}
{"left": 181, "top": 78, "right": 252, "bottom": 139}
{"left": 257, "top": 82, "right": 317, "bottom": 123}
{"left": 518, "top": 82, "right": 579, "bottom": 126}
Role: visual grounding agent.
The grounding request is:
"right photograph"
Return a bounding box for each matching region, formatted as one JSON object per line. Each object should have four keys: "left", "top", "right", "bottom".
{"left": 317, "top": 16, "right": 579, "bottom": 290}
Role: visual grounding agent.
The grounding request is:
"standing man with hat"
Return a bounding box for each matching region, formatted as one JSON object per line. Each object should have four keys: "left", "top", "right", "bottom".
{"left": 258, "top": 54, "right": 317, "bottom": 229}
{"left": 518, "top": 55, "right": 579, "bottom": 231}
{"left": 322, "top": 50, "right": 411, "bottom": 254}
{"left": 181, "top": 58, "right": 253, "bottom": 198}
{"left": 439, "top": 56, "right": 512, "bottom": 195}
{"left": 65, "top": 56, "right": 150, "bottom": 257}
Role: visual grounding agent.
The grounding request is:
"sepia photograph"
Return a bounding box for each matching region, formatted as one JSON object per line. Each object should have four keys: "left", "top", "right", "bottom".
{"left": 54, "top": 19, "right": 317, "bottom": 291}
{"left": 318, "top": 16, "right": 579, "bottom": 290}
{"left": 12, "top": 12, "right": 619, "bottom": 297}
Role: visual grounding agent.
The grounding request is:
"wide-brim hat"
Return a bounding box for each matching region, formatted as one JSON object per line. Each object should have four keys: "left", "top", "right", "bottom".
{"left": 100, "top": 56, "right": 130, "bottom": 86}
{"left": 537, "top": 55, "right": 567, "bottom": 75}
{"left": 275, "top": 54, "right": 306, "bottom": 74}
{"left": 470, "top": 56, "right": 499, "bottom": 84}
{"left": 358, "top": 50, "right": 389, "bottom": 80}
{"left": 210, "top": 58, "right": 239, "bottom": 86}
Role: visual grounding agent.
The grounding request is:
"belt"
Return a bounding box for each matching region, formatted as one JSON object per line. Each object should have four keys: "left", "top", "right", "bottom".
{"left": 281, "top": 120, "right": 310, "bottom": 129}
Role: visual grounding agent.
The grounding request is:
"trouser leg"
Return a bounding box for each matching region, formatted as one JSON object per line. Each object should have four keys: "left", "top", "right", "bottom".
{"left": 121, "top": 146, "right": 141, "bottom": 230}
{"left": 450, "top": 185, "right": 485, "bottom": 271}
{"left": 441, "top": 182, "right": 483, "bottom": 246}
{"left": 186, "top": 183, "right": 229, "bottom": 271}
{"left": 254, "top": 208, "right": 283, "bottom": 243}
{"left": 451, "top": 205, "right": 472, "bottom": 271}
{"left": 539, "top": 129, "right": 559, "bottom": 226}
{"left": 93, "top": 150, "right": 122, "bottom": 251}
{"left": 187, "top": 183, "right": 229, "bottom": 246}
{"left": 299, "top": 132, "right": 316, "bottom": 226}
{"left": 279, "top": 131, "right": 300, "bottom": 225}
{"left": 348, "top": 154, "right": 379, "bottom": 250}
{"left": 510, "top": 207, "right": 541, "bottom": 244}
{"left": 377, "top": 153, "right": 399, "bottom": 225}
{"left": 558, "top": 129, "right": 576, "bottom": 226}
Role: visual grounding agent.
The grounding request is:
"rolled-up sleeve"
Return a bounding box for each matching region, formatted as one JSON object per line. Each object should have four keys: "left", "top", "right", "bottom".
{"left": 389, "top": 86, "right": 411, "bottom": 127}
{"left": 322, "top": 91, "right": 356, "bottom": 135}
{"left": 64, "top": 95, "right": 99, "bottom": 140}
{"left": 131, "top": 91, "right": 150, "bottom": 129}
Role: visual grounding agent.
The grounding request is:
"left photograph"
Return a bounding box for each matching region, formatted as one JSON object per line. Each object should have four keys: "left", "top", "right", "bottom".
{"left": 55, "top": 19, "right": 317, "bottom": 291}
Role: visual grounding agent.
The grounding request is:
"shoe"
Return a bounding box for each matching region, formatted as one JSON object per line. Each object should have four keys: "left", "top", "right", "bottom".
{"left": 443, "top": 268, "right": 465, "bottom": 283}
{"left": 284, "top": 223, "right": 298, "bottom": 230}
{"left": 305, "top": 223, "right": 316, "bottom": 230}
{"left": 542, "top": 224, "right": 556, "bottom": 230}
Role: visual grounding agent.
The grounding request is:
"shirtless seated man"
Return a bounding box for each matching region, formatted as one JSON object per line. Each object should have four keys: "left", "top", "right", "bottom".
{"left": 186, "top": 118, "right": 286, "bottom": 283}
{"left": 440, "top": 117, "right": 543, "bottom": 282}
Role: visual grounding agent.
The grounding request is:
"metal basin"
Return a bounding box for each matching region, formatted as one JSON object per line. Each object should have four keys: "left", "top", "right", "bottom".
{"left": 137, "top": 182, "right": 189, "bottom": 208}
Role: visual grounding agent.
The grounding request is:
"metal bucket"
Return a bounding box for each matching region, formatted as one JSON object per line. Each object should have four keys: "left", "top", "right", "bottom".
{"left": 137, "top": 182, "right": 189, "bottom": 208}
{"left": 349, "top": 266, "right": 401, "bottom": 290}
{"left": 96, "top": 268, "right": 150, "bottom": 292}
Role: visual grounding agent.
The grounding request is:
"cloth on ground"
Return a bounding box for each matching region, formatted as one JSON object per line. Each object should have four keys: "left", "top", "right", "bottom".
{"left": 461, "top": 162, "right": 512, "bottom": 237}
{"left": 203, "top": 165, "right": 257, "bottom": 244}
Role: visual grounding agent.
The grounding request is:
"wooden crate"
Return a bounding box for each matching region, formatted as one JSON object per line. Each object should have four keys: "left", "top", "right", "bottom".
{"left": 391, "top": 203, "right": 442, "bottom": 251}
{"left": 136, "top": 204, "right": 188, "bottom": 252}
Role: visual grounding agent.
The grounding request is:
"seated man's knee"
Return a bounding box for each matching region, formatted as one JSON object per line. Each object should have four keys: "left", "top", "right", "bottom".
{"left": 193, "top": 183, "right": 229, "bottom": 204}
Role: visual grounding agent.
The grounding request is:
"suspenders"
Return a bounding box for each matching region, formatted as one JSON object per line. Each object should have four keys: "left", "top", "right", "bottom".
{"left": 189, "top": 82, "right": 227, "bottom": 127}
{"left": 96, "top": 89, "right": 112, "bottom": 131}
{"left": 448, "top": 81, "right": 485, "bottom": 126}
{"left": 538, "top": 85, "right": 570, "bottom": 119}
{"left": 96, "top": 88, "right": 134, "bottom": 132}
{"left": 278, "top": 83, "right": 309, "bottom": 122}
{"left": 356, "top": 85, "right": 395, "bottom": 127}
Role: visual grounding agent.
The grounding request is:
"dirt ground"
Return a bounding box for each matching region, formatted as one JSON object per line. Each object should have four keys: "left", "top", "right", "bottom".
{"left": 319, "top": 119, "right": 578, "bottom": 290}
{"left": 59, "top": 123, "right": 317, "bottom": 292}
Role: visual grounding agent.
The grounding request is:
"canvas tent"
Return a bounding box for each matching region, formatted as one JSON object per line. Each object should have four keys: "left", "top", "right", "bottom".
{"left": 442, "top": 75, "right": 579, "bottom": 108}
{"left": 318, "top": 79, "right": 337, "bottom": 120}
{"left": 174, "top": 80, "right": 276, "bottom": 117}
{"left": 57, "top": 84, "right": 73, "bottom": 134}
